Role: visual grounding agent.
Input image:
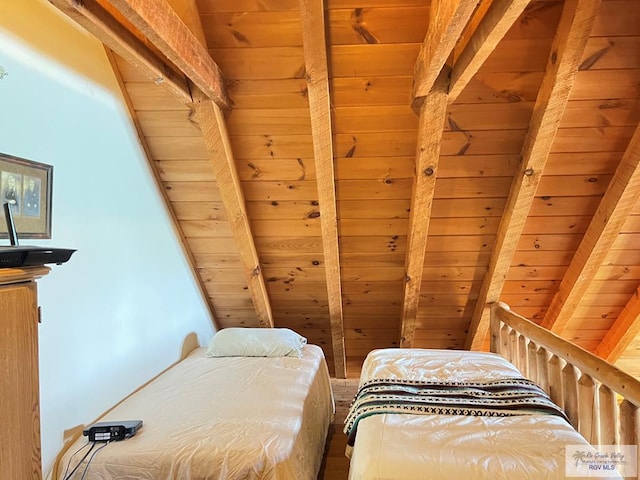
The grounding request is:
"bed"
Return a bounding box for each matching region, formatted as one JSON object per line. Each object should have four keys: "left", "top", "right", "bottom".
{"left": 54, "top": 328, "right": 334, "bottom": 480}
{"left": 344, "top": 348, "right": 622, "bottom": 480}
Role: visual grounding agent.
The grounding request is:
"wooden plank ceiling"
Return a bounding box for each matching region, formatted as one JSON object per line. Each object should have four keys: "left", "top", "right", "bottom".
{"left": 49, "top": 0, "right": 640, "bottom": 379}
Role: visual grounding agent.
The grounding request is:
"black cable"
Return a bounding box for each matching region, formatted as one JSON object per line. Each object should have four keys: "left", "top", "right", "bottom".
{"left": 80, "top": 441, "right": 111, "bottom": 480}
{"left": 63, "top": 441, "right": 96, "bottom": 480}
{"left": 61, "top": 441, "right": 91, "bottom": 479}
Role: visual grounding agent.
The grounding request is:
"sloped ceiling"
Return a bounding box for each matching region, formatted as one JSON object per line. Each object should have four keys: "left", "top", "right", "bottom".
{"left": 48, "top": 0, "right": 640, "bottom": 379}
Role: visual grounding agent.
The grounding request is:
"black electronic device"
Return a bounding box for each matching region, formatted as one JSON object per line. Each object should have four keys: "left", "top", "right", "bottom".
{"left": 0, "top": 202, "right": 75, "bottom": 267}
{"left": 83, "top": 420, "right": 143, "bottom": 442}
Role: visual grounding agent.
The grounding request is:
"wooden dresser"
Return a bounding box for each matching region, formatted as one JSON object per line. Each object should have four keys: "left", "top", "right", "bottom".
{"left": 0, "top": 266, "right": 50, "bottom": 479}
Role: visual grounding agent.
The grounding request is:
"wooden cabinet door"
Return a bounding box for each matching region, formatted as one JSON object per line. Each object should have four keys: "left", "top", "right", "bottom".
{"left": 0, "top": 282, "right": 42, "bottom": 479}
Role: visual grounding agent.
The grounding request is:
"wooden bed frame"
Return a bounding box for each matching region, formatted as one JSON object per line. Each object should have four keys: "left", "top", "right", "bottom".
{"left": 491, "top": 302, "right": 640, "bottom": 465}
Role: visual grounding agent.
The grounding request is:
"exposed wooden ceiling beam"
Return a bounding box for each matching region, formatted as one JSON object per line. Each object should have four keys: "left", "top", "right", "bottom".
{"left": 596, "top": 286, "right": 640, "bottom": 363}
{"left": 195, "top": 92, "right": 274, "bottom": 328}
{"left": 403, "top": 0, "right": 479, "bottom": 345}
{"left": 48, "top": 0, "right": 192, "bottom": 104}
{"left": 542, "top": 123, "right": 640, "bottom": 334}
{"left": 448, "top": 0, "right": 532, "bottom": 102}
{"left": 171, "top": 0, "right": 273, "bottom": 328}
{"left": 399, "top": 73, "right": 449, "bottom": 348}
{"left": 299, "top": 0, "right": 346, "bottom": 378}
{"left": 465, "top": 0, "right": 601, "bottom": 350}
{"left": 402, "top": 0, "right": 477, "bottom": 343}
{"left": 106, "top": 0, "right": 231, "bottom": 109}
{"left": 412, "top": 0, "right": 477, "bottom": 107}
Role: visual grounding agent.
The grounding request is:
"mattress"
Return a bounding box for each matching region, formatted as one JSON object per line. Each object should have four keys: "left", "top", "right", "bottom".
{"left": 55, "top": 345, "right": 334, "bottom": 480}
{"left": 347, "top": 348, "right": 612, "bottom": 480}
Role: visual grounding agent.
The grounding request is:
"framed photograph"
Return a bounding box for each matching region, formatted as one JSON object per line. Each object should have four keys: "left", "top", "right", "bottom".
{"left": 0, "top": 153, "right": 53, "bottom": 239}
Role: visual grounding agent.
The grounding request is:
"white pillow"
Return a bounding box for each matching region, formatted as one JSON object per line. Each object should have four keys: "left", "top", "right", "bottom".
{"left": 206, "top": 327, "right": 307, "bottom": 358}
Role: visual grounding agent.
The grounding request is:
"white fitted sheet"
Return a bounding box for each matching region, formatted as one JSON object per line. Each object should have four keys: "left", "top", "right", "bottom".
{"left": 56, "top": 345, "right": 334, "bottom": 480}
{"left": 348, "top": 348, "right": 609, "bottom": 480}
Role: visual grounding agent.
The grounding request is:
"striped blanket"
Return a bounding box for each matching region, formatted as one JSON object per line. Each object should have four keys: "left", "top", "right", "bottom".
{"left": 343, "top": 378, "right": 568, "bottom": 446}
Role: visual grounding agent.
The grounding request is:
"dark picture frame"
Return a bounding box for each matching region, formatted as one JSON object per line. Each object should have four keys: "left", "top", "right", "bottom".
{"left": 0, "top": 153, "right": 52, "bottom": 239}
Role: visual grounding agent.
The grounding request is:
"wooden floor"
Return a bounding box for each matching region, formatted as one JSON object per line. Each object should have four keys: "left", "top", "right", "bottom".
{"left": 318, "top": 378, "right": 360, "bottom": 480}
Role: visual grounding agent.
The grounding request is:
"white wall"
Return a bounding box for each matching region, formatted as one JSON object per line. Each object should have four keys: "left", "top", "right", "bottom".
{"left": 0, "top": 2, "right": 215, "bottom": 475}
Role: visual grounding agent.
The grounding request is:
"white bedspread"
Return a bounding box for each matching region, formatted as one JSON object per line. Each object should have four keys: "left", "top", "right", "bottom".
{"left": 56, "top": 345, "right": 334, "bottom": 480}
{"left": 348, "top": 348, "right": 612, "bottom": 480}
